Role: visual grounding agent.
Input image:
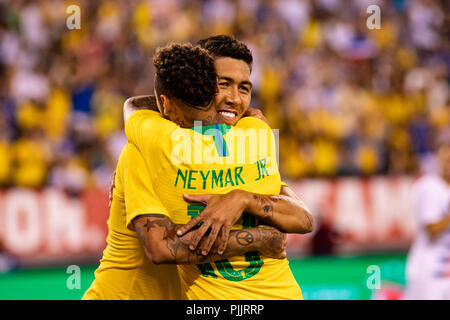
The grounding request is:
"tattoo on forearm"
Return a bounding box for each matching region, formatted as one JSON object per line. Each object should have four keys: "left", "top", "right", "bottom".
{"left": 257, "top": 225, "right": 284, "bottom": 247}
{"left": 135, "top": 215, "right": 269, "bottom": 264}
{"left": 235, "top": 230, "right": 254, "bottom": 246}
{"left": 253, "top": 195, "right": 274, "bottom": 220}
{"left": 135, "top": 215, "right": 208, "bottom": 264}
{"left": 143, "top": 219, "right": 158, "bottom": 232}
{"left": 263, "top": 204, "right": 272, "bottom": 215}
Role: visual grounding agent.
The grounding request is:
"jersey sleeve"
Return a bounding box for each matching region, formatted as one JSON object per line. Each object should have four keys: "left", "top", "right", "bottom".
{"left": 123, "top": 142, "right": 169, "bottom": 231}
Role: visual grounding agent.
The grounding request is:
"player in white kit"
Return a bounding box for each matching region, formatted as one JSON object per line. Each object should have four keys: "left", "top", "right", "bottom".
{"left": 404, "top": 131, "right": 450, "bottom": 299}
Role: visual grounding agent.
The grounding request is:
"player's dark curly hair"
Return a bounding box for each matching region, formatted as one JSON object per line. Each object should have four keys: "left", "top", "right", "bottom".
{"left": 197, "top": 35, "right": 253, "bottom": 72}
{"left": 153, "top": 43, "right": 217, "bottom": 109}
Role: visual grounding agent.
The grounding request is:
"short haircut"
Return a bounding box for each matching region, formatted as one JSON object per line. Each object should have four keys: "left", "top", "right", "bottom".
{"left": 153, "top": 43, "right": 217, "bottom": 109}
{"left": 197, "top": 35, "right": 253, "bottom": 72}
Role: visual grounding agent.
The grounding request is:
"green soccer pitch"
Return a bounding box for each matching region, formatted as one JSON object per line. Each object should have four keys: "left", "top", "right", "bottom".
{"left": 0, "top": 253, "right": 407, "bottom": 300}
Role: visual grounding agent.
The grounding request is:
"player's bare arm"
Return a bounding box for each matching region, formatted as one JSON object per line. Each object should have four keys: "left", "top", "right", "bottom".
{"left": 425, "top": 214, "right": 450, "bottom": 240}
{"left": 123, "top": 95, "right": 158, "bottom": 123}
{"left": 178, "top": 186, "right": 313, "bottom": 255}
{"left": 132, "top": 214, "right": 286, "bottom": 264}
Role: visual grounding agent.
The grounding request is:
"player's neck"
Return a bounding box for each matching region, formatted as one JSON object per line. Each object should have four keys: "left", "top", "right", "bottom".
{"left": 168, "top": 106, "right": 222, "bottom": 128}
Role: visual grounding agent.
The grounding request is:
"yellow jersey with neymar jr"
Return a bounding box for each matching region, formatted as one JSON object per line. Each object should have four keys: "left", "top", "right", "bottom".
{"left": 124, "top": 110, "right": 302, "bottom": 300}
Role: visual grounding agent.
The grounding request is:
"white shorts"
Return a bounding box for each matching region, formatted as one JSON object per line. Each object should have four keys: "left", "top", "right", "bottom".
{"left": 403, "top": 279, "right": 450, "bottom": 300}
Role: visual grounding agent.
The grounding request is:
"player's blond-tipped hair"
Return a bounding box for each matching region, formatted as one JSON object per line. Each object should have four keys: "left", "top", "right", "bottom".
{"left": 153, "top": 42, "right": 217, "bottom": 109}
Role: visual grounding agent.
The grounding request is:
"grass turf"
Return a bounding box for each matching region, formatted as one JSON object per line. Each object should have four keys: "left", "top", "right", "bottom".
{"left": 0, "top": 254, "right": 406, "bottom": 300}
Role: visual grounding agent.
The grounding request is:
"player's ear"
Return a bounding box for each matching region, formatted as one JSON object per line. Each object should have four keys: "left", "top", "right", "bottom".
{"left": 160, "top": 94, "right": 171, "bottom": 117}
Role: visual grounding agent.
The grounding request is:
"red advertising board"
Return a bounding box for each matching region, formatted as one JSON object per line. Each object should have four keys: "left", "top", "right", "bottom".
{"left": 285, "top": 176, "right": 416, "bottom": 255}
{"left": 0, "top": 176, "right": 417, "bottom": 265}
{"left": 0, "top": 188, "right": 109, "bottom": 265}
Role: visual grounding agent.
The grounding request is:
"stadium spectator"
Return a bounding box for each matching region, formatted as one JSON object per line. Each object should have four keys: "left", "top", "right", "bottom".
{"left": 0, "top": 0, "right": 447, "bottom": 188}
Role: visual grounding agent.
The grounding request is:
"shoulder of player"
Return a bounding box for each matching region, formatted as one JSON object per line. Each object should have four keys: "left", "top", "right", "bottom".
{"left": 234, "top": 116, "right": 272, "bottom": 131}
{"left": 127, "top": 110, "right": 178, "bottom": 138}
{"left": 126, "top": 109, "right": 166, "bottom": 127}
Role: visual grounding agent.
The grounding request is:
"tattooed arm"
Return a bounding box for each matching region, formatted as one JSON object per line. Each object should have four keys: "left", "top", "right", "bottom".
{"left": 178, "top": 186, "right": 313, "bottom": 255}
{"left": 123, "top": 95, "right": 159, "bottom": 123}
{"left": 248, "top": 185, "right": 314, "bottom": 234}
{"left": 132, "top": 214, "right": 286, "bottom": 265}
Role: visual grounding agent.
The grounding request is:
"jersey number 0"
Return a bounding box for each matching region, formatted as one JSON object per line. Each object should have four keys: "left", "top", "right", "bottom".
{"left": 187, "top": 205, "right": 264, "bottom": 281}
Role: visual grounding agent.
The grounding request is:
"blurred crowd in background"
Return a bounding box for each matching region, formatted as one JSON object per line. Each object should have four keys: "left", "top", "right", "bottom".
{"left": 0, "top": 0, "right": 448, "bottom": 193}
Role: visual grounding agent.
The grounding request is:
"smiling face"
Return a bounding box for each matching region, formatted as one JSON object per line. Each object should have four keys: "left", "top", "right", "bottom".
{"left": 214, "top": 57, "right": 252, "bottom": 126}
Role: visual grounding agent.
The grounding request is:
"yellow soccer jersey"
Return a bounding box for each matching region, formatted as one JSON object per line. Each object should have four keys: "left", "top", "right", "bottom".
{"left": 125, "top": 110, "right": 302, "bottom": 300}
{"left": 82, "top": 142, "right": 182, "bottom": 300}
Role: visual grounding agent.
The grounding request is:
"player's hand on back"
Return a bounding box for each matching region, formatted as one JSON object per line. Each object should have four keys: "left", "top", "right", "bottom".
{"left": 178, "top": 190, "right": 251, "bottom": 256}
{"left": 123, "top": 95, "right": 159, "bottom": 123}
{"left": 243, "top": 107, "right": 270, "bottom": 126}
